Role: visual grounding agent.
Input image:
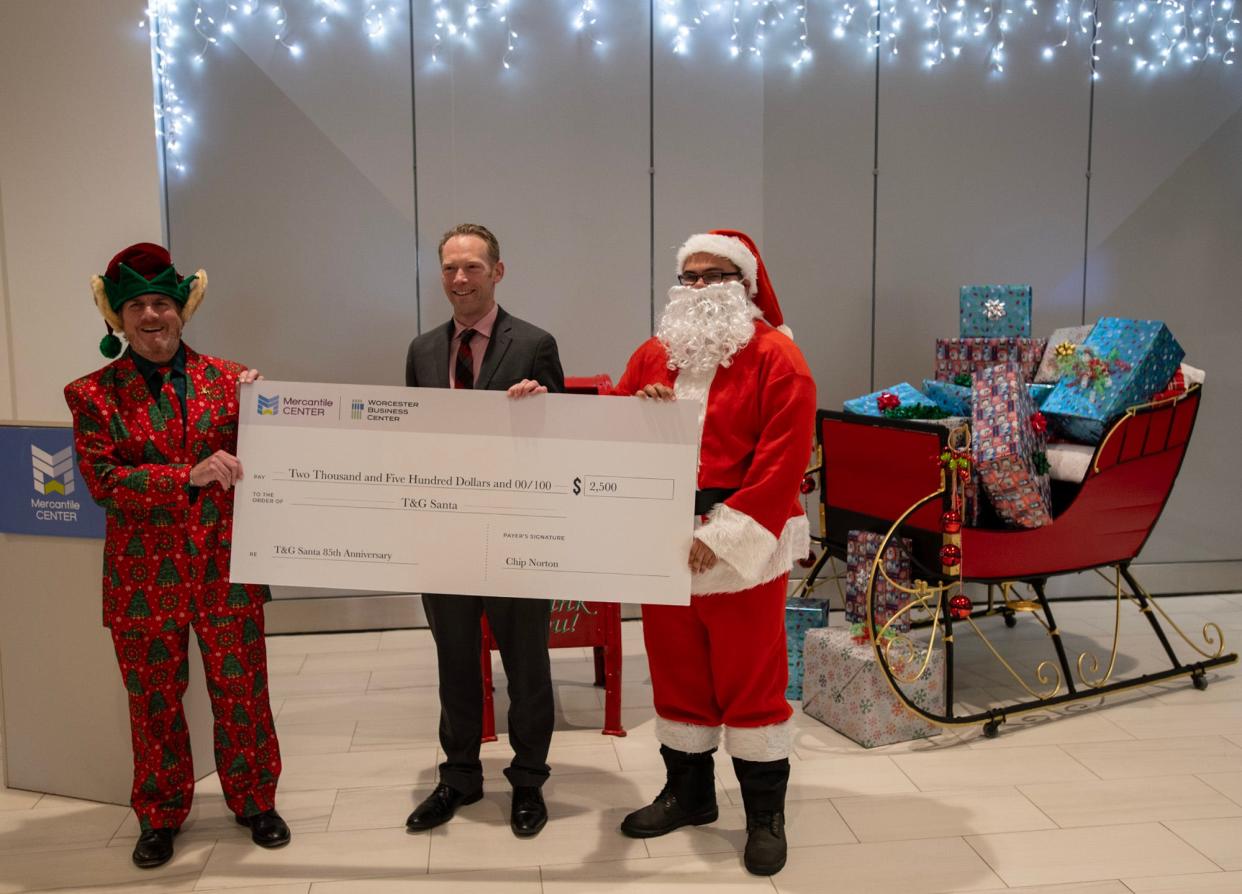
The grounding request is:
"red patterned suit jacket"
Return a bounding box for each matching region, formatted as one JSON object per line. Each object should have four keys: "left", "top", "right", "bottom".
{"left": 64, "top": 344, "right": 270, "bottom": 628}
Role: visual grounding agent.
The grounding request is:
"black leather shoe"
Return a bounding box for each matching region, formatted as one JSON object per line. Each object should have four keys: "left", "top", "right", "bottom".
{"left": 406, "top": 783, "right": 483, "bottom": 832}
{"left": 235, "top": 809, "right": 291, "bottom": 848}
{"left": 743, "top": 810, "right": 787, "bottom": 876}
{"left": 132, "top": 827, "right": 177, "bottom": 869}
{"left": 510, "top": 785, "right": 547, "bottom": 838}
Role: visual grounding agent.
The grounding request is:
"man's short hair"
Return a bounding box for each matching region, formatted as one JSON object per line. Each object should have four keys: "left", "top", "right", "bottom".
{"left": 438, "top": 224, "right": 500, "bottom": 265}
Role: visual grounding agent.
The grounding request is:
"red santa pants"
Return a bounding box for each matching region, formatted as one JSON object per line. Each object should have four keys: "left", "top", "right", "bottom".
{"left": 642, "top": 574, "right": 794, "bottom": 761}
{"left": 109, "top": 599, "right": 280, "bottom": 831}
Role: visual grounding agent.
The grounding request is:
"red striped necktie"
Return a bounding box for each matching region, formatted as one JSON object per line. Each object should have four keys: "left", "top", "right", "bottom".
{"left": 455, "top": 329, "right": 476, "bottom": 389}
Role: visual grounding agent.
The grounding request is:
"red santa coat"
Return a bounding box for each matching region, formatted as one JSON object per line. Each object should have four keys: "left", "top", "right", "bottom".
{"left": 615, "top": 323, "right": 817, "bottom": 593}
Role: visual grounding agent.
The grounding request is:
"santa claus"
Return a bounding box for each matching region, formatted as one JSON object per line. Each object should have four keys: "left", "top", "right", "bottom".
{"left": 615, "top": 230, "right": 816, "bottom": 876}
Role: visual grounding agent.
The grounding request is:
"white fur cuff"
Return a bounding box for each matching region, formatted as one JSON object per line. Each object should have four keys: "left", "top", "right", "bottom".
{"left": 725, "top": 718, "right": 796, "bottom": 762}
{"left": 695, "top": 503, "right": 778, "bottom": 582}
{"left": 692, "top": 507, "right": 809, "bottom": 594}
{"left": 655, "top": 717, "right": 722, "bottom": 754}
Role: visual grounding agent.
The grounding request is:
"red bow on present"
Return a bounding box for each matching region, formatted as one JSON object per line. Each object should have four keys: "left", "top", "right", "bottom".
{"left": 1029, "top": 411, "right": 1048, "bottom": 434}
{"left": 876, "top": 391, "right": 901, "bottom": 411}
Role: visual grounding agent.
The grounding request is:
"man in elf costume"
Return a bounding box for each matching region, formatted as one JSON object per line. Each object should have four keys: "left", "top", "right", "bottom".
{"left": 64, "top": 243, "right": 288, "bottom": 869}
{"left": 615, "top": 230, "right": 816, "bottom": 876}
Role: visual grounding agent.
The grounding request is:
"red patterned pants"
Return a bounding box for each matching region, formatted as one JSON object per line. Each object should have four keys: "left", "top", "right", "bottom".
{"left": 109, "top": 600, "right": 281, "bottom": 830}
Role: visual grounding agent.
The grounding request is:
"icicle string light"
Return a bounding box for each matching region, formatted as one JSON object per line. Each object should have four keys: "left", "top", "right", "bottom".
{"left": 144, "top": 0, "right": 1238, "bottom": 172}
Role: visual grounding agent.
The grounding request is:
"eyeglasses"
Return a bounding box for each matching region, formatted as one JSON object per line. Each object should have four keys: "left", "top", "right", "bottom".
{"left": 677, "top": 270, "right": 743, "bottom": 286}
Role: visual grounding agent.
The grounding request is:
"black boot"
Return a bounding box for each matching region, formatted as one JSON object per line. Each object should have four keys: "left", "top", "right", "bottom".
{"left": 733, "top": 756, "right": 790, "bottom": 876}
{"left": 620, "top": 745, "right": 718, "bottom": 838}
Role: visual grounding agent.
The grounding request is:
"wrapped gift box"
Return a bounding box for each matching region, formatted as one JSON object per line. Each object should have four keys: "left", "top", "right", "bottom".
{"left": 927, "top": 378, "right": 1053, "bottom": 412}
{"left": 845, "top": 530, "right": 913, "bottom": 638}
{"left": 1027, "top": 383, "right": 1055, "bottom": 409}
{"left": 802, "top": 627, "right": 943, "bottom": 748}
{"left": 922, "top": 379, "right": 971, "bottom": 416}
{"left": 1035, "top": 324, "right": 1094, "bottom": 383}
{"left": 935, "top": 337, "right": 1046, "bottom": 383}
{"left": 972, "top": 362, "right": 1052, "bottom": 528}
{"left": 1042, "top": 318, "right": 1185, "bottom": 444}
{"left": 960, "top": 284, "right": 1033, "bottom": 338}
{"left": 786, "top": 597, "right": 830, "bottom": 699}
{"left": 843, "top": 382, "right": 937, "bottom": 417}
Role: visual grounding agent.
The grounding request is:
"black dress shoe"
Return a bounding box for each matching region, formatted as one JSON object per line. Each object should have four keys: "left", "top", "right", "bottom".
{"left": 132, "top": 827, "right": 177, "bottom": 868}
{"left": 234, "top": 809, "right": 292, "bottom": 848}
{"left": 406, "top": 783, "right": 483, "bottom": 832}
{"left": 510, "top": 785, "right": 547, "bottom": 838}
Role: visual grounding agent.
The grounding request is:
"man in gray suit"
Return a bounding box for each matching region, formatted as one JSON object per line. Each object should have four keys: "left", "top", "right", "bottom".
{"left": 404, "top": 223, "right": 564, "bottom": 839}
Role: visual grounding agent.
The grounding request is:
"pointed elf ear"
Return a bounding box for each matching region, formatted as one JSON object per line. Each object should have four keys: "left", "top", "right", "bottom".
{"left": 92, "top": 275, "right": 122, "bottom": 330}
{"left": 180, "top": 269, "right": 207, "bottom": 325}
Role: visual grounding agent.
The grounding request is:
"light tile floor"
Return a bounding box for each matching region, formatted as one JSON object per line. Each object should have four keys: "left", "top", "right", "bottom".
{"left": 1, "top": 593, "right": 1241, "bottom": 893}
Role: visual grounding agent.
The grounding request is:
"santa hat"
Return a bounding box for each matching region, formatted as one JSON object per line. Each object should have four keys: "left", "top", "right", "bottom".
{"left": 90, "top": 242, "right": 207, "bottom": 358}
{"left": 676, "top": 229, "right": 790, "bottom": 337}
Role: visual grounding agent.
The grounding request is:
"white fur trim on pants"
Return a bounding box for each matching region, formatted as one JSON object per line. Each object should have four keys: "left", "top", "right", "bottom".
{"left": 692, "top": 507, "right": 809, "bottom": 595}
{"left": 725, "top": 718, "right": 796, "bottom": 762}
{"left": 655, "top": 717, "right": 722, "bottom": 754}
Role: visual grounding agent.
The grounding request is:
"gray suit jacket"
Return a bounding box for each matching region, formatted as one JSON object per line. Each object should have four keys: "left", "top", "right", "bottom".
{"left": 405, "top": 305, "right": 564, "bottom": 392}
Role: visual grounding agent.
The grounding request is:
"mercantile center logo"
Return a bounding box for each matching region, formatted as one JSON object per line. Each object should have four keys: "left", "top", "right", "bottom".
{"left": 256, "top": 393, "right": 333, "bottom": 417}
{"left": 32, "top": 444, "right": 75, "bottom": 496}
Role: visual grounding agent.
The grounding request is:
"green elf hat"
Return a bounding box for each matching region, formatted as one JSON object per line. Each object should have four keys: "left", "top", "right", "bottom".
{"left": 90, "top": 242, "right": 207, "bottom": 358}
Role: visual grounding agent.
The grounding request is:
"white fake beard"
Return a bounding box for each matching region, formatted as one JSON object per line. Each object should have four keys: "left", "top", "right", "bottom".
{"left": 656, "top": 282, "right": 758, "bottom": 373}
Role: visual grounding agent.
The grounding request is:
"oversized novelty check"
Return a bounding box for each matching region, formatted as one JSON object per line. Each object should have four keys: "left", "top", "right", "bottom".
{"left": 230, "top": 381, "right": 698, "bottom": 605}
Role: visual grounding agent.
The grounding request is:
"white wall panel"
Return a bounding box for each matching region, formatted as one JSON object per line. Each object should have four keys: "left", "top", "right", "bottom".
{"left": 413, "top": 4, "right": 650, "bottom": 383}
{"left": 874, "top": 52, "right": 1092, "bottom": 391}
{"left": 167, "top": 17, "right": 417, "bottom": 386}
{"left": 762, "top": 48, "right": 876, "bottom": 407}
{"left": 0, "top": 0, "right": 161, "bottom": 422}
{"left": 653, "top": 47, "right": 765, "bottom": 333}
{"left": 1087, "top": 66, "right": 1242, "bottom": 563}
{"left": 1088, "top": 61, "right": 1242, "bottom": 243}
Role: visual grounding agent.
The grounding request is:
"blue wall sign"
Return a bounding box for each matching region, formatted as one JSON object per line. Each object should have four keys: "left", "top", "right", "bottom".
{"left": 0, "top": 425, "right": 106, "bottom": 539}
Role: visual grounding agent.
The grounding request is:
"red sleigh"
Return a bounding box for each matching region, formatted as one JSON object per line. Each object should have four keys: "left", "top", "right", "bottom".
{"left": 479, "top": 376, "right": 626, "bottom": 741}
{"left": 808, "top": 385, "right": 1237, "bottom": 736}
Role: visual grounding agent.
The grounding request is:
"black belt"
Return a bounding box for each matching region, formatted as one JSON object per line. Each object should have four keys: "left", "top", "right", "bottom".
{"left": 694, "top": 488, "right": 737, "bottom": 516}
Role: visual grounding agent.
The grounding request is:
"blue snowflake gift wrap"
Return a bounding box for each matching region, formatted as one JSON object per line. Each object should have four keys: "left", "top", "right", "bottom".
{"left": 960, "top": 284, "right": 1033, "bottom": 338}
{"left": 786, "top": 597, "right": 830, "bottom": 699}
{"left": 922, "top": 379, "right": 1054, "bottom": 416}
{"left": 1041, "top": 318, "right": 1185, "bottom": 444}
{"left": 922, "top": 379, "right": 972, "bottom": 416}
{"left": 843, "top": 382, "right": 937, "bottom": 416}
